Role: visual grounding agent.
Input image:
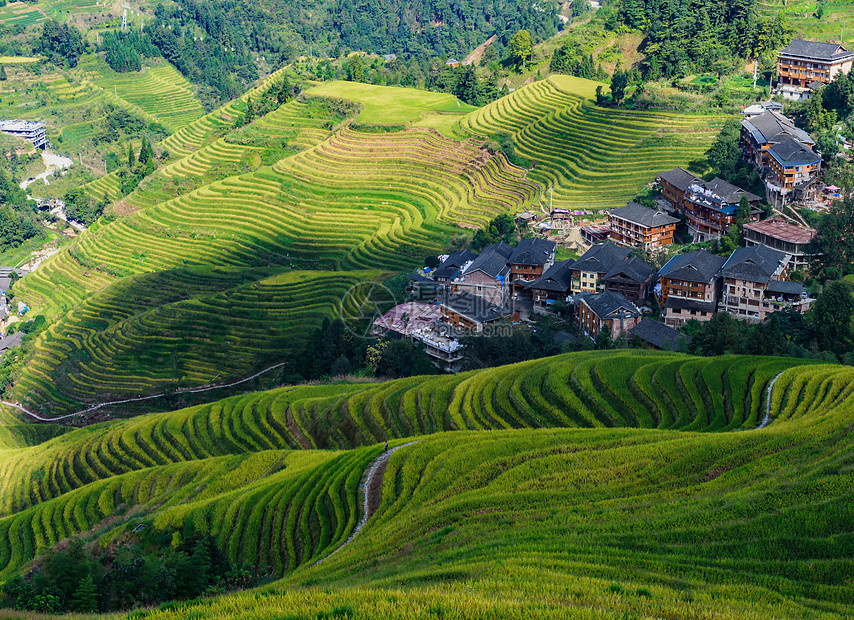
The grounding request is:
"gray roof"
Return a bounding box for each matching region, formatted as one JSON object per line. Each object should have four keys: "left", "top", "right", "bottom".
{"left": 664, "top": 297, "right": 717, "bottom": 314}
{"left": 779, "top": 39, "right": 853, "bottom": 62}
{"left": 658, "top": 250, "right": 726, "bottom": 284}
{"left": 690, "top": 177, "right": 762, "bottom": 206}
{"left": 509, "top": 237, "right": 556, "bottom": 266}
{"left": 571, "top": 242, "right": 631, "bottom": 275}
{"left": 0, "top": 331, "right": 23, "bottom": 355}
{"left": 657, "top": 167, "right": 700, "bottom": 192}
{"left": 578, "top": 290, "right": 641, "bottom": 320}
{"left": 628, "top": 318, "right": 687, "bottom": 351}
{"left": 768, "top": 138, "right": 821, "bottom": 165}
{"left": 463, "top": 242, "right": 513, "bottom": 279}
{"left": 433, "top": 249, "right": 477, "bottom": 279}
{"left": 609, "top": 202, "right": 679, "bottom": 228}
{"left": 604, "top": 256, "right": 655, "bottom": 284}
{"left": 721, "top": 245, "right": 788, "bottom": 284}
{"left": 741, "top": 111, "right": 815, "bottom": 147}
{"left": 766, "top": 280, "right": 805, "bottom": 296}
{"left": 525, "top": 260, "right": 574, "bottom": 293}
{"left": 442, "top": 292, "right": 506, "bottom": 323}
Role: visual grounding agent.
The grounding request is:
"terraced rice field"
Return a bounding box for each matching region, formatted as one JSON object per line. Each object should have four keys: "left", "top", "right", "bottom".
{"left": 463, "top": 75, "right": 722, "bottom": 211}
{"left": 0, "top": 352, "right": 851, "bottom": 618}
{"left": 16, "top": 268, "right": 383, "bottom": 415}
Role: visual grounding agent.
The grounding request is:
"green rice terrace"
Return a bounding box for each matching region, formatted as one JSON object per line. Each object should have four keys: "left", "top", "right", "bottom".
{"left": 0, "top": 351, "right": 852, "bottom": 618}
{"left": 9, "top": 75, "right": 728, "bottom": 415}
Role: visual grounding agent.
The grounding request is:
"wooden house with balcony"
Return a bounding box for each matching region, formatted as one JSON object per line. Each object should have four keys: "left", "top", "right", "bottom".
{"left": 575, "top": 291, "right": 642, "bottom": 342}
{"left": 607, "top": 202, "right": 679, "bottom": 249}
{"left": 657, "top": 250, "right": 726, "bottom": 327}
{"left": 776, "top": 39, "right": 854, "bottom": 101}
{"left": 741, "top": 111, "right": 815, "bottom": 170}
{"left": 681, "top": 178, "right": 761, "bottom": 242}
{"left": 508, "top": 238, "right": 556, "bottom": 295}
{"left": 764, "top": 138, "right": 822, "bottom": 206}
{"left": 525, "top": 260, "right": 574, "bottom": 306}
{"left": 720, "top": 245, "right": 811, "bottom": 323}
{"left": 568, "top": 242, "right": 631, "bottom": 294}
{"left": 452, "top": 242, "right": 513, "bottom": 305}
{"left": 657, "top": 167, "right": 700, "bottom": 209}
{"left": 603, "top": 256, "right": 655, "bottom": 303}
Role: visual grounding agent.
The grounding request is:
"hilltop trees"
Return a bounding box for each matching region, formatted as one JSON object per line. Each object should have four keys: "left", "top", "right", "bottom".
{"left": 38, "top": 20, "right": 85, "bottom": 68}
{"left": 509, "top": 29, "right": 532, "bottom": 69}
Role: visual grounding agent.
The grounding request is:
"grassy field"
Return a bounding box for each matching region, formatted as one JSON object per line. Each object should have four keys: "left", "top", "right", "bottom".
{"left": 759, "top": 0, "right": 854, "bottom": 48}
{"left": 0, "top": 351, "right": 851, "bottom": 618}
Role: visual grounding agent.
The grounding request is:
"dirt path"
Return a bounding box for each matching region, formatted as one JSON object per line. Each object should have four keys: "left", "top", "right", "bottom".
{"left": 310, "top": 441, "right": 416, "bottom": 568}
{"left": 757, "top": 371, "right": 785, "bottom": 430}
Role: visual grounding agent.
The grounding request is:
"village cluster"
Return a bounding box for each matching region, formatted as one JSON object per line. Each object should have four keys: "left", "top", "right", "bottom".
{"left": 371, "top": 39, "right": 849, "bottom": 371}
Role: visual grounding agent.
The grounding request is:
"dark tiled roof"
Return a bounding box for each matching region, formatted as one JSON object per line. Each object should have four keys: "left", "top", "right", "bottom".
{"left": 658, "top": 250, "right": 726, "bottom": 284}
{"left": 0, "top": 331, "right": 23, "bottom": 354}
{"left": 741, "top": 111, "right": 815, "bottom": 147}
{"left": 628, "top": 318, "right": 687, "bottom": 351}
{"left": 766, "top": 280, "right": 805, "bottom": 296}
{"left": 690, "top": 177, "right": 762, "bottom": 205}
{"left": 721, "top": 245, "right": 788, "bottom": 284}
{"left": 509, "top": 237, "right": 556, "bottom": 266}
{"left": 571, "top": 242, "right": 632, "bottom": 275}
{"left": 432, "top": 249, "right": 477, "bottom": 279}
{"left": 664, "top": 297, "right": 717, "bottom": 313}
{"left": 409, "top": 272, "right": 438, "bottom": 283}
{"left": 604, "top": 256, "right": 655, "bottom": 284}
{"left": 525, "top": 260, "right": 574, "bottom": 293}
{"left": 578, "top": 290, "right": 641, "bottom": 319}
{"left": 442, "top": 292, "right": 506, "bottom": 323}
{"left": 779, "top": 39, "right": 853, "bottom": 62}
{"left": 609, "top": 202, "right": 679, "bottom": 228}
{"left": 657, "top": 167, "right": 700, "bottom": 191}
{"left": 463, "top": 242, "right": 513, "bottom": 278}
{"left": 768, "top": 138, "right": 821, "bottom": 165}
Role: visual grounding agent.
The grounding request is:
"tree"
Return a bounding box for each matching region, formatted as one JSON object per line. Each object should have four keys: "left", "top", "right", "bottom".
{"left": 0, "top": 65, "right": 6, "bottom": 81}
{"left": 808, "top": 195, "right": 854, "bottom": 279}
{"left": 346, "top": 55, "right": 365, "bottom": 82}
{"left": 509, "top": 29, "right": 532, "bottom": 69}
{"left": 127, "top": 142, "right": 135, "bottom": 168}
{"left": 810, "top": 281, "right": 854, "bottom": 357}
{"left": 597, "top": 326, "right": 613, "bottom": 349}
{"left": 70, "top": 575, "right": 97, "bottom": 613}
{"left": 707, "top": 118, "right": 742, "bottom": 179}
{"left": 610, "top": 70, "right": 628, "bottom": 104}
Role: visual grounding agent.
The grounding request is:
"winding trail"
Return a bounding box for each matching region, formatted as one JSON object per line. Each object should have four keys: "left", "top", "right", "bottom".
{"left": 757, "top": 371, "right": 785, "bottom": 430}
{"left": 1, "top": 361, "right": 292, "bottom": 422}
{"left": 310, "top": 441, "right": 416, "bottom": 568}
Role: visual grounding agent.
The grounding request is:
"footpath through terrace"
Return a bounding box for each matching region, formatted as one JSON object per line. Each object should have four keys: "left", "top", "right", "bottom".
{"left": 310, "top": 441, "right": 417, "bottom": 568}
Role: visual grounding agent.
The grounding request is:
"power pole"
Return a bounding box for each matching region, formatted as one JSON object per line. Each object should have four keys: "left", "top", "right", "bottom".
{"left": 753, "top": 58, "right": 758, "bottom": 90}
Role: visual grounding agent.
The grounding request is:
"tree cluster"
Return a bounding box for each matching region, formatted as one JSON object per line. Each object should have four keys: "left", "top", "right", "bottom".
{"left": 62, "top": 188, "right": 109, "bottom": 226}
{"left": 470, "top": 212, "right": 517, "bottom": 251}
{"left": 38, "top": 20, "right": 85, "bottom": 68}
{"left": 0, "top": 528, "right": 262, "bottom": 614}
{"left": 94, "top": 103, "right": 168, "bottom": 147}
{"left": 101, "top": 29, "right": 160, "bottom": 73}
{"left": 550, "top": 44, "right": 608, "bottom": 81}
{"left": 0, "top": 167, "right": 42, "bottom": 251}
{"left": 616, "top": 0, "right": 791, "bottom": 80}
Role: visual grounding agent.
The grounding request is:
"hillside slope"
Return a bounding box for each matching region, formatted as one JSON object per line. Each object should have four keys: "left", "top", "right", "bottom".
{"left": 0, "top": 352, "right": 851, "bottom": 618}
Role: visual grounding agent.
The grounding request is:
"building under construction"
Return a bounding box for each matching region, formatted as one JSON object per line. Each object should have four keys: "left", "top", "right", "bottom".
{"left": 0, "top": 120, "right": 47, "bottom": 149}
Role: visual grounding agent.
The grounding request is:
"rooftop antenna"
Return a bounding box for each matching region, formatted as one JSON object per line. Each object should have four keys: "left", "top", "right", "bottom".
{"left": 121, "top": 4, "right": 130, "bottom": 32}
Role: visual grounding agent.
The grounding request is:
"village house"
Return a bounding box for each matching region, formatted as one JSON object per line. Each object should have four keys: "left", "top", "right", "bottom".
{"left": 525, "top": 260, "right": 574, "bottom": 306}
{"left": 575, "top": 290, "right": 642, "bottom": 342}
{"left": 452, "top": 242, "right": 513, "bottom": 305}
{"left": 743, "top": 217, "right": 816, "bottom": 271}
{"left": 658, "top": 250, "right": 726, "bottom": 327}
{"left": 432, "top": 249, "right": 476, "bottom": 282}
{"left": 508, "top": 237, "right": 556, "bottom": 295}
{"left": 740, "top": 110, "right": 815, "bottom": 171}
{"left": 607, "top": 202, "right": 679, "bottom": 249}
{"left": 657, "top": 167, "right": 700, "bottom": 210}
{"left": 550, "top": 208, "right": 571, "bottom": 230}
{"left": 603, "top": 256, "right": 655, "bottom": 304}
{"left": 371, "top": 302, "right": 443, "bottom": 339}
{"left": 440, "top": 292, "right": 515, "bottom": 333}
{"left": 776, "top": 39, "right": 854, "bottom": 100}
{"left": 628, "top": 318, "right": 687, "bottom": 352}
{"left": 580, "top": 223, "right": 610, "bottom": 244}
{"left": 569, "top": 242, "right": 631, "bottom": 294}
{"left": 720, "top": 244, "right": 810, "bottom": 323}
{"left": 681, "top": 177, "right": 762, "bottom": 242}
{"left": 764, "top": 138, "right": 823, "bottom": 206}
